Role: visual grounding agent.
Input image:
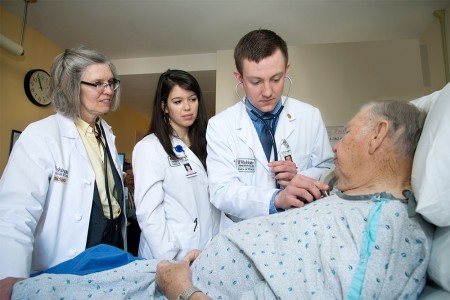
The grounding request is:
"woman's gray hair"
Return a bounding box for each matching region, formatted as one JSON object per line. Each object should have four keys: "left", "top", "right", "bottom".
{"left": 362, "top": 100, "right": 427, "bottom": 157}
{"left": 50, "top": 46, "right": 121, "bottom": 119}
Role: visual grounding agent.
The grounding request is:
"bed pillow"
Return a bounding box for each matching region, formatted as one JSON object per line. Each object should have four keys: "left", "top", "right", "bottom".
{"left": 411, "top": 83, "right": 450, "bottom": 293}
{"left": 426, "top": 226, "right": 450, "bottom": 292}
{"left": 411, "top": 83, "right": 450, "bottom": 227}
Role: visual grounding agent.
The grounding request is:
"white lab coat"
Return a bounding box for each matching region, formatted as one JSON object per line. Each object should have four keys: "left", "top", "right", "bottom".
{"left": 132, "top": 134, "right": 219, "bottom": 261}
{"left": 0, "top": 113, "right": 126, "bottom": 279}
{"left": 206, "top": 98, "right": 334, "bottom": 230}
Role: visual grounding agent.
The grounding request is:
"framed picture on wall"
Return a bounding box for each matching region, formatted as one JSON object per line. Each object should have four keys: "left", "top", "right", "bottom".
{"left": 10, "top": 130, "right": 22, "bottom": 154}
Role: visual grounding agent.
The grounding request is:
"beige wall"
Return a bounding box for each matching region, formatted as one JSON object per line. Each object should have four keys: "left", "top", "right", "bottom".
{"left": 419, "top": 10, "right": 447, "bottom": 95}
{"left": 216, "top": 39, "right": 424, "bottom": 127}
{"left": 0, "top": 7, "right": 149, "bottom": 174}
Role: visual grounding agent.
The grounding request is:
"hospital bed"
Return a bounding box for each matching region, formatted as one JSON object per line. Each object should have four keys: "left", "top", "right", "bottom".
{"left": 410, "top": 82, "right": 450, "bottom": 300}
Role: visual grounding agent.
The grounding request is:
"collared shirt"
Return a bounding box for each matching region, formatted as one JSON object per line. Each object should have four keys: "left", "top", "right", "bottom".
{"left": 245, "top": 98, "right": 283, "bottom": 214}
{"left": 75, "top": 118, "right": 121, "bottom": 219}
{"left": 245, "top": 98, "right": 282, "bottom": 139}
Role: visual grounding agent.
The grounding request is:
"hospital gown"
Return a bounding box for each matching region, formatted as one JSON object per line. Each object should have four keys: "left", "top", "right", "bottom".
{"left": 191, "top": 192, "right": 433, "bottom": 299}
{"left": 12, "top": 192, "right": 433, "bottom": 299}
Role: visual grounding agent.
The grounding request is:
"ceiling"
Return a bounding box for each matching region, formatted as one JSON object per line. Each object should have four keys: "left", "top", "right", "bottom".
{"left": 1, "top": 0, "right": 449, "bottom": 116}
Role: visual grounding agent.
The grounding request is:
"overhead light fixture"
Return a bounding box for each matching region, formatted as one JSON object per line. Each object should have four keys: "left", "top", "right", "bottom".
{"left": 0, "top": 0, "right": 37, "bottom": 56}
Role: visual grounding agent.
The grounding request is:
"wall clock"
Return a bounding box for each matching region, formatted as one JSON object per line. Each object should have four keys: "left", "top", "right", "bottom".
{"left": 24, "top": 69, "right": 51, "bottom": 106}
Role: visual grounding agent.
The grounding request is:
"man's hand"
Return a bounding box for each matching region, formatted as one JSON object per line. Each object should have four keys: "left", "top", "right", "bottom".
{"left": 269, "top": 160, "right": 297, "bottom": 187}
{"left": 0, "top": 277, "right": 25, "bottom": 300}
{"left": 274, "top": 174, "right": 329, "bottom": 210}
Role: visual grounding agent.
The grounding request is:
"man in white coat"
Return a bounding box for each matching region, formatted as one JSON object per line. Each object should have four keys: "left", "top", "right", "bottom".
{"left": 207, "top": 29, "right": 334, "bottom": 230}
{"left": 0, "top": 46, "right": 126, "bottom": 299}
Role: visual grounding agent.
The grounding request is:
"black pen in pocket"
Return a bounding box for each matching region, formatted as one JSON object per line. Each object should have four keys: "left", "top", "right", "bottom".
{"left": 193, "top": 218, "right": 198, "bottom": 232}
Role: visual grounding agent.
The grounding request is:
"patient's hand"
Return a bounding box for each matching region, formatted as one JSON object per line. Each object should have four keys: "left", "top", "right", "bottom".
{"left": 0, "top": 277, "right": 25, "bottom": 300}
{"left": 269, "top": 160, "right": 297, "bottom": 187}
{"left": 156, "top": 260, "right": 193, "bottom": 300}
{"left": 275, "top": 174, "right": 329, "bottom": 210}
{"left": 183, "top": 249, "right": 202, "bottom": 265}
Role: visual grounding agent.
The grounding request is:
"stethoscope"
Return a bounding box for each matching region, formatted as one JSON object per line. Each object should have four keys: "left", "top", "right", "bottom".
{"left": 235, "top": 76, "right": 293, "bottom": 189}
{"left": 234, "top": 76, "right": 293, "bottom": 163}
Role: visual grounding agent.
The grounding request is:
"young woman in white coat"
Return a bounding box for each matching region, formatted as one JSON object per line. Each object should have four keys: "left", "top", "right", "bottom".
{"left": 133, "top": 69, "right": 219, "bottom": 261}
{"left": 0, "top": 46, "right": 126, "bottom": 299}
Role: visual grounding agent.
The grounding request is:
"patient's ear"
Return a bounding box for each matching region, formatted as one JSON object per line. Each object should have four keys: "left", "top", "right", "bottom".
{"left": 368, "top": 120, "right": 389, "bottom": 154}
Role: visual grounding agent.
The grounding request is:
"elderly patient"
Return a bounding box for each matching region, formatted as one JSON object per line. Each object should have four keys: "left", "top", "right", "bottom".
{"left": 11, "top": 100, "right": 432, "bottom": 300}
{"left": 156, "top": 100, "right": 433, "bottom": 300}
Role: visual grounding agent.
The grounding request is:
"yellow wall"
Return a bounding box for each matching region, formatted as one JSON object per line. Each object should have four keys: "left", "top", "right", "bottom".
{"left": 103, "top": 105, "right": 149, "bottom": 164}
{"left": 0, "top": 7, "right": 149, "bottom": 174}
{"left": 0, "top": 6, "right": 59, "bottom": 172}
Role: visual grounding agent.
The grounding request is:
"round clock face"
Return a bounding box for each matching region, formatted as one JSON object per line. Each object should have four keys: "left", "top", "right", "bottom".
{"left": 24, "top": 69, "right": 52, "bottom": 106}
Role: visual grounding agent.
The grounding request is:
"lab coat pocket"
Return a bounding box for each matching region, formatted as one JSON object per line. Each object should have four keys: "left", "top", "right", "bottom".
{"left": 171, "top": 221, "right": 198, "bottom": 260}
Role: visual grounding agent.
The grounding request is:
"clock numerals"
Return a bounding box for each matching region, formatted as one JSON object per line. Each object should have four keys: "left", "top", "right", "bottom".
{"left": 24, "top": 69, "right": 51, "bottom": 106}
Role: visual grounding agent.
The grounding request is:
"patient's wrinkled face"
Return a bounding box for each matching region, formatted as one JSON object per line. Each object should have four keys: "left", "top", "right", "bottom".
{"left": 333, "top": 108, "right": 372, "bottom": 193}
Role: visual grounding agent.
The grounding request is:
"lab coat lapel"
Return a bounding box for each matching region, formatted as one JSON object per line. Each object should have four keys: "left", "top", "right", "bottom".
{"left": 275, "top": 107, "right": 296, "bottom": 153}
{"left": 56, "top": 114, "right": 90, "bottom": 163}
{"left": 237, "top": 104, "right": 270, "bottom": 170}
{"left": 56, "top": 114, "right": 101, "bottom": 209}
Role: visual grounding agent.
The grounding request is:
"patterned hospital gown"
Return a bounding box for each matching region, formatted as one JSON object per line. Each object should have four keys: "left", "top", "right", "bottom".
{"left": 12, "top": 192, "right": 433, "bottom": 300}
{"left": 191, "top": 192, "right": 433, "bottom": 299}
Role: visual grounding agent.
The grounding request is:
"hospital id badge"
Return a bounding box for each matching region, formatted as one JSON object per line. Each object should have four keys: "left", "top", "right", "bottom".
{"left": 236, "top": 158, "right": 255, "bottom": 172}
{"left": 281, "top": 150, "right": 293, "bottom": 162}
{"left": 183, "top": 162, "right": 197, "bottom": 178}
{"left": 179, "top": 156, "right": 197, "bottom": 178}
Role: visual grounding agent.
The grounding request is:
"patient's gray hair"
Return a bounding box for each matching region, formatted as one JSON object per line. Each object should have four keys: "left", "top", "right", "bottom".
{"left": 362, "top": 100, "right": 426, "bottom": 157}
{"left": 51, "top": 46, "right": 121, "bottom": 119}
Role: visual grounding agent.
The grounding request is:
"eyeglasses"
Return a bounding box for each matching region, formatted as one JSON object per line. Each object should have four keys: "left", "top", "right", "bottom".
{"left": 81, "top": 79, "right": 120, "bottom": 91}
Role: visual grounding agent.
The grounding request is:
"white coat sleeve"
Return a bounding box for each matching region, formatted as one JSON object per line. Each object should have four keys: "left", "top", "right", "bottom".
{"left": 0, "top": 126, "right": 53, "bottom": 279}
{"left": 298, "top": 109, "right": 334, "bottom": 180}
{"left": 206, "top": 117, "right": 276, "bottom": 220}
{"left": 132, "top": 139, "right": 180, "bottom": 260}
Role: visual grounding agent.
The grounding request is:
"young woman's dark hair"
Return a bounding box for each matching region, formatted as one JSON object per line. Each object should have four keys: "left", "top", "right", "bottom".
{"left": 148, "top": 69, "right": 208, "bottom": 169}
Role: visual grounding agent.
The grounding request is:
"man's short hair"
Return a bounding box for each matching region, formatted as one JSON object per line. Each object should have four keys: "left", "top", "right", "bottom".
{"left": 234, "top": 29, "right": 289, "bottom": 75}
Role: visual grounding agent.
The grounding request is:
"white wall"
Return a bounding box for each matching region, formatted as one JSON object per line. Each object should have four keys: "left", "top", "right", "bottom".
{"left": 216, "top": 39, "right": 423, "bottom": 127}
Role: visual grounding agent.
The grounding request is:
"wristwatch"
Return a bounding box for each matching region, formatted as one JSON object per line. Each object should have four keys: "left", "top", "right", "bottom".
{"left": 177, "top": 286, "right": 201, "bottom": 300}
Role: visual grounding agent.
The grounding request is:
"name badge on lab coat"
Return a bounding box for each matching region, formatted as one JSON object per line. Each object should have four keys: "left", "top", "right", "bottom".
{"left": 53, "top": 166, "right": 69, "bottom": 182}
{"left": 236, "top": 158, "right": 255, "bottom": 172}
{"left": 168, "top": 156, "right": 181, "bottom": 167}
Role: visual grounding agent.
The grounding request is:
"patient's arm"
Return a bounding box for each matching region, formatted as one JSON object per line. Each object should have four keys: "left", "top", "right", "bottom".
{"left": 156, "top": 259, "right": 210, "bottom": 300}
{"left": 0, "top": 277, "right": 25, "bottom": 300}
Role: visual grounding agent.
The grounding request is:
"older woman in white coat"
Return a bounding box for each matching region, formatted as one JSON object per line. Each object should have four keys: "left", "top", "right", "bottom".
{"left": 133, "top": 69, "right": 219, "bottom": 261}
{"left": 0, "top": 46, "right": 126, "bottom": 299}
